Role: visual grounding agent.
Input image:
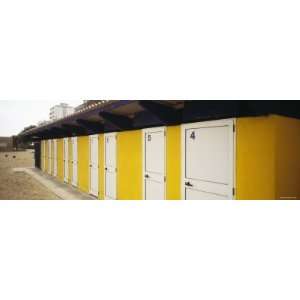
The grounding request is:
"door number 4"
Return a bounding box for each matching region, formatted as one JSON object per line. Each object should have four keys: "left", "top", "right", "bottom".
{"left": 190, "top": 131, "right": 196, "bottom": 140}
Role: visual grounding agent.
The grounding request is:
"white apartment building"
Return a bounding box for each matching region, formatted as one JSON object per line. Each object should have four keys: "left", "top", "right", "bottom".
{"left": 50, "top": 103, "right": 75, "bottom": 121}
{"left": 37, "top": 120, "right": 51, "bottom": 126}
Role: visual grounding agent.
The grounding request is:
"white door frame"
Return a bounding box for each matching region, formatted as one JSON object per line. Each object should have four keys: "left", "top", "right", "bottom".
{"left": 63, "top": 138, "right": 69, "bottom": 183}
{"left": 72, "top": 137, "right": 78, "bottom": 187}
{"left": 89, "top": 134, "right": 99, "bottom": 196}
{"left": 142, "top": 126, "right": 167, "bottom": 200}
{"left": 104, "top": 132, "right": 117, "bottom": 200}
{"left": 181, "top": 118, "right": 236, "bottom": 200}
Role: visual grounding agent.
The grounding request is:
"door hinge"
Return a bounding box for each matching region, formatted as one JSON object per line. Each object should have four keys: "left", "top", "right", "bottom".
{"left": 233, "top": 124, "right": 235, "bottom": 132}
{"left": 232, "top": 187, "right": 235, "bottom": 196}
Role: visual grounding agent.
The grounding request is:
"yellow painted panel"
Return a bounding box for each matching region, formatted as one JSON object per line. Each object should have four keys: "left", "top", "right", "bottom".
{"left": 236, "top": 116, "right": 276, "bottom": 200}
{"left": 45, "top": 139, "right": 49, "bottom": 173}
{"left": 51, "top": 140, "right": 54, "bottom": 176}
{"left": 57, "top": 139, "right": 64, "bottom": 181}
{"left": 78, "top": 136, "right": 89, "bottom": 194}
{"left": 68, "top": 138, "right": 73, "bottom": 184}
{"left": 275, "top": 116, "right": 300, "bottom": 199}
{"left": 166, "top": 126, "right": 181, "bottom": 200}
{"left": 99, "top": 134, "right": 105, "bottom": 200}
{"left": 40, "top": 141, "right": 44, "bottom": 171}
{"left": 117, "top": 130, "right": 142, "bottom": 200}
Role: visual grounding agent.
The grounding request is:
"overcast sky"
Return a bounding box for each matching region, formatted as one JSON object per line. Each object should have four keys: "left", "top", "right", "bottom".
{"left": 0, "top": 100, "right": 82, "bottom": 136}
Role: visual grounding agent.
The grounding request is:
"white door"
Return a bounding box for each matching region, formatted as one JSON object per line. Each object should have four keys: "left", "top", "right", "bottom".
{"left": 104, "top": 133, "right": 117, "bottom": 200}
{"left": 89, "top": 135, "right": 98, "bottom": 196}
{"left": 53, "top": 139, "right": 57, "bottom": 176}
{"left": 182, "top": 119, "right": 235, "bottom": 200}
{"left": 143, "top": 127, "right": 166, "bottom": 200}
{"left": 48, "top": 140, "right": 52, "bottom": 175}
{"left": 64, "top": 138, "right": 69, "bottom": 183}
{"left": 72, "top": 137, "right": 78, "bottom": 187}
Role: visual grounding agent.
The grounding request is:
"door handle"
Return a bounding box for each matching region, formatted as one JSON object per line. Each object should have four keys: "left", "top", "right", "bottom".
{"left": 185, "top": 182, "right": 193, "bottom": 187}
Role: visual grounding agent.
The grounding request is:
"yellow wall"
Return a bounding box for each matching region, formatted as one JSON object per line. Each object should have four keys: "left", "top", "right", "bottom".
{"left": 117, "top": 130, "right": 143, "bottom": 200}
{"left": 48, "top": 140, "right": 52, "bottom": 175}
{"left": 45, "top": 139, "right": 49, "bottom": 173}
{"left": 57, "top": 139, "right": 64, "bottom": 182}
{"left": 40, "top": 141, "right": 44, "bottom": 171}
{"left": 275, "top": 116, "right": 300, "bottom": 199}
{"left": 51, "top": 140, "right": 54, "bottom": 176}
{"left": 236, "top": 115, "right": 300, "bottom": 200}
{"left": 236, "top": 116, "right": 277, "bottom": 200}
{"left": 68, "top": 138, "right": 73, "bottom": 184}
{"left": 166, "top": 126, "right": 181, "bottom": 200}
{"left": 98, "top": 134, "right": 105, "bottom": 200}
{"left": 78, "top": 136, "right": 89, "bottom": 194}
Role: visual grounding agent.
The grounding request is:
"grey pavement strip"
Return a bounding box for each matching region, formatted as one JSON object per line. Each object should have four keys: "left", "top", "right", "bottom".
{"left": 12, "top": 168, "right": 96, "bottom": 200}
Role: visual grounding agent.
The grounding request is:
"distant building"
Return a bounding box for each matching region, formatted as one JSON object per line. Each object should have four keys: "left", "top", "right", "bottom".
{"left": 0, "top": 137, "right": 13, "bottom": 152}
{"left": 50, "top": 103, "right": 75, "bottom": 121}
{"left": 37, "top": 120, "right": 50, "bottom": 126}
{"left": 75, "top": 100, "right": 106, "bottom": 112}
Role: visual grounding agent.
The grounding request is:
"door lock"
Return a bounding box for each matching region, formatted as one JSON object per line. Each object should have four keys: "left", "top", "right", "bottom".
{"left": 145, "top": 174, "right": 150, "bottom": 178}
{"left": 185, "top": 182, "right": 193, "bottom": 187}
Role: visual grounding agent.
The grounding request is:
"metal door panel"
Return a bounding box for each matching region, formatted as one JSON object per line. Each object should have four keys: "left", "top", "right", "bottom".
{"left": 89, "top": 135, "right": 99, "bottom": 196}
{"left": 64, "top": 138, "right": 69, "bottom": 183}
{"left": 185, "top": 126, "right": 229, "bottom": 184}
{"left": 145, "top": 179, "right": 164, "bottom": 200}
{"left": 145, "top": 131, "right": 165, "bottom": 174}
{"left": 182, "top": 119, "right": 235, "bottom": 200}
{"left": 185, "top": 188, "right": 228, "bottom": 200}
{"left": 105, "top": 171, "right": 116, "bottom": 199}
{"left": 105, "top": 135, "right": 116, "bottom": 168}
{"left": 104, "top": 133, "right": 117, "bottom": 200}
{"left": 144, "top": 127, "right": 166, "bottom": 200}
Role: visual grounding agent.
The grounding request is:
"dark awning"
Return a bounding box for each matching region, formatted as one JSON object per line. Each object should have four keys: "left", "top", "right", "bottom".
{"left": 19, "top": 100, "right": 300, "bottom": 140}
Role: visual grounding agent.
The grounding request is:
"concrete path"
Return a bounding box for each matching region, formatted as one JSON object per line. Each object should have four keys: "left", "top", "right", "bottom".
{"left": 13, "top": 168, "right": 96, "bottom": 200}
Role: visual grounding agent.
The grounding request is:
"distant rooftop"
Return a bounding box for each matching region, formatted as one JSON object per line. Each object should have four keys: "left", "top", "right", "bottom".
{"left": 75, "top": 100, "right": 108, "bottom": 113}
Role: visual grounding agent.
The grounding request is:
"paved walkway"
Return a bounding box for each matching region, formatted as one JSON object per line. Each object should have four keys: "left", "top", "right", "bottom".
{"left": 13, "top": 168, "right": 96, "bottom": 200}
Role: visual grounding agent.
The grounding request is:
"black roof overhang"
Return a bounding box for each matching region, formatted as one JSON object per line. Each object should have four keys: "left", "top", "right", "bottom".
{"left": 19, "top": 100, "right": 300, "bottom": 141}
